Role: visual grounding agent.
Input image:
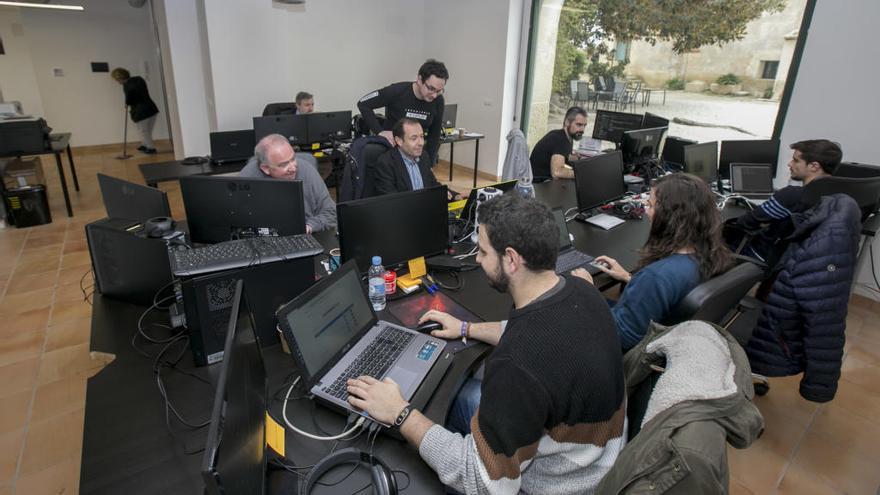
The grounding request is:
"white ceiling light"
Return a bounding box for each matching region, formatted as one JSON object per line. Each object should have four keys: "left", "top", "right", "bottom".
{"left": 0, "top": 1, "right": 84, "bottom": 11}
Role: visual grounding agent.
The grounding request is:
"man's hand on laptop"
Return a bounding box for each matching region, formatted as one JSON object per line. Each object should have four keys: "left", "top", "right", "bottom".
{"left": 418, "top": 310, "right": 462, "bottom": 340}
{"left": 346, "top": 376, "right": 408, "bottom": 425}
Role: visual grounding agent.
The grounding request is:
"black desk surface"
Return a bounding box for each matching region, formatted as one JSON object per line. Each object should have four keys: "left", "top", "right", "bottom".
{"left": 139, "top": 159, "right": 247, "bottom": 185}
{"left": 80, "top": 180, "right": 656, "bottom": 493}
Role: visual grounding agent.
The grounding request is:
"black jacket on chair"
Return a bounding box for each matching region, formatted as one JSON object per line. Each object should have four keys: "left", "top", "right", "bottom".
{"left": 372, "top": 148, "right": 440, "bottom": 196}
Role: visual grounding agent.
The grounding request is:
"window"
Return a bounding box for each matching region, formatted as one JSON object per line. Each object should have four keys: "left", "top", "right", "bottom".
{"left": 761, "top": 60, "right": 780, "bottom": 80}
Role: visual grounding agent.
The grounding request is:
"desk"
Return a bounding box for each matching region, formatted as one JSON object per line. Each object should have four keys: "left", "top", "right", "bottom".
{"left": 441, "top": 133, "right": 485, "bottom": 188}
{"left": 0, "top": 132, "right": 79, "bottom": 217}
{"left": 139, "top": 159, "right": 247, "bottom": 188}
{"left": 79, "top": 181, "right": 651, "bottom": 493}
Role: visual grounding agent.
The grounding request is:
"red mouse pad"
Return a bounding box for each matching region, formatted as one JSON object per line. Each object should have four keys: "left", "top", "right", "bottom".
{"left": 388, "top": 291, "right": 481, "bottom": 354}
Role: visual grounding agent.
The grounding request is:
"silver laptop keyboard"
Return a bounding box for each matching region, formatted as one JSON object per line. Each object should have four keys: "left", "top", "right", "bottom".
{"left": 322, "top": 326, "right": 415, "bottom": 401}
{"left": 556, "top": 249, "right": 595, "bottom": 273}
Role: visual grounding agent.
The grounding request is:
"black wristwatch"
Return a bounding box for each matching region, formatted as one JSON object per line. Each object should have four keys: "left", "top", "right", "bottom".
{"left": 392, "top": 405, "right": 412, "bottom": 430}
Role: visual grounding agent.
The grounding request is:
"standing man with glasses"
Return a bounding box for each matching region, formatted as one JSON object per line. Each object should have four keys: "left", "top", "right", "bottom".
{"left": 358, "top": 59, "right": 448, "bottom": 166}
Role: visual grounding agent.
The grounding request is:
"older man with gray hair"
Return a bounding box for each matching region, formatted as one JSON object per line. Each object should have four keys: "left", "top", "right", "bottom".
{"left": 239, "top": 134, "right": 337, "bottom": 233}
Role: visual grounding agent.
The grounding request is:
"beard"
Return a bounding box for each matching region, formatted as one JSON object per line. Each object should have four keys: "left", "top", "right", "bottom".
{"left": 485, "top": 260, "right": 510, "bottom": 293}
{"left": 571, "top": 130, "right": 584, "bottom": 140}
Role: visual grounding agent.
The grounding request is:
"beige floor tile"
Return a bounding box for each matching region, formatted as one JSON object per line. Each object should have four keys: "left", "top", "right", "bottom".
{"left": 0, "top": 483, "right": 11, "bottom": 495}
{"left": 729, "top": 477, "right": 755, "bottom": 495}
{"left": 14, "top": 456, "right": 81, "bottom": 495}
{"left": 749, "top": 399, "right": 811, "bottom": 460}
{"left": 839, "top": 354, "right": 880, "bottom": 396}
{"left": 0, "top": 308, "right": 51, "bottom": 336}
{"left": 0, "top": 358, "right": 41, "bottom": 399}
{"left": 0, "top": 287, "right": 55, "bottom": 316}
{"left": 57, "top": 265, "right": 92, "bottom": 287}
{"left": 0, "top": 390, "right": 32, "bottom": 435}
{"left": 45, "top": 317, "right": 91, "bottom": 353}
{"left": 752, "top": 375, "right": 820, "bottom": 427}
{"left": 727, "top": 443, "right": 788, "bottom": 494}
{"left": 0, "top": 428, "right": 24, "bottom": 482}
{"left": 790, "top": 429, "right": 880, "bottom": 495}
{"left": 0, "top": 324, "right": 46, "bottom": 368}
{"left": 18, "top": 408, "right": 84, "bottom": 476}
{"left": 49, "top": 299, "right": 92, "bottom": 325}
{"left": 8, "top": 258, "right": 59, "bottom": 277}
{"left": 827, "top": 378, "right": 880, "bottom": 424}
{"left": 16, "top": 245, "right": 64, "bottom": 266}
{"left": 62, "top": 238, "right": 89, "bottom": 254}
{"left": 37, "top": 343, "right": 101, "bottom": 385}
{"left": 3, "top": 271, "right": 58, "bottom": 295}
{"left": 776, "top": 462, "right": 842, "bottom": 494}
{"left": 53, "top": 281, "right": 90, "bottom": 304}
{"left": 808, "top": 402, "right": 880, "bottom": 463}
{"left": 30, "top": 377, "right": 87, "bottom": 423}
{"left": 59, "top": 251, "right": 91, "bottom": 270}
{"left": 23, "top": 233, "right": 66, "bottom": 250}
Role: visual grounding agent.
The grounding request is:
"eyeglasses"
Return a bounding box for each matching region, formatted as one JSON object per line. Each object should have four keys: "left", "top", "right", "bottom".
{"left": 422, "top": 79, "right": 445, "bottom": 95}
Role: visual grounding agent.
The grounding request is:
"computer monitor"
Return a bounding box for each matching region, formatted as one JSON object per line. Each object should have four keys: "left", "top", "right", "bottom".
{"left": 459, "top": 179, "right": 518, "bottom": 225}
{"left": 719, "top": 139, "right": 780, "bottom": 179}
{"left": 642, "top": 112, "right": 669, "bottom": 129}
{"left": 730, "top": 163, "right": 774, "bottom": 194}
{"left": 180, "top": 176, "right": 306, "bottom": 244}
{"left": 661, "top": 136, "right": 697, "bottom": 168}
{"left": 97, "top": 173, "right": 170, "bottom": 223}
{"left": 572, "top": 151, "right": 626, "bottom": 212}
{"left": 620, "top": 126, "right": 667, "bottom": 165}
{"left": 306, "top": 111, "right": 352, "bottom": 143}
{"left": 337, "top": 185, "right": 449, "bottom": 273}
{"left": 443, "top": 104, "right": 458, "bottom": 128}
{"left": 683, "top": 141, "right": 719, "bottom": 183}
{"left": 202, "top": 281, "right": 267, "bottom": 495}
{"left": 592, "top": 109, "right": 644, "bottom": 144}
{"left": 252, "top": 114, "right": 308, "bottom": 145}
{"left": 209, "top": 130, "right": 256, "bottom": 164}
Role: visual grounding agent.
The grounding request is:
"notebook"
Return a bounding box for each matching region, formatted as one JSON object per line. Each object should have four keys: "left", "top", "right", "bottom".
{"left": 552, "top": 208, "right": 602, "bottom": 275}
{"left": 276, "top": 260, "right": 446, "bottom": 425}
{"left": 730, "top": 163, "right": 774, "bottom": 200}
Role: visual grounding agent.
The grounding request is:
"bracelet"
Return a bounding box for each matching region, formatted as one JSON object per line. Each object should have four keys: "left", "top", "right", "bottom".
{"left": 460, "top": 321, "right": 468, "bottom": 339}
{"left": 393, "top": 404, "right": 412, "bottom": 430}
{"left": 466, "top": 322, "right": 472, "bottom": 339}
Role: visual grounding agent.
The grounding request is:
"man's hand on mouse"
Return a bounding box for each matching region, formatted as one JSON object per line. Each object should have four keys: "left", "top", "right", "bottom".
{"left": 418, "top": 310, "right": 461, "bottom": 340}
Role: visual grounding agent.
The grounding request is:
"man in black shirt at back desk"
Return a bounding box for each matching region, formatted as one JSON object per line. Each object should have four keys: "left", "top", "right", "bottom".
{"left": 530, "top": 107, "right": 587, "bottom": 181}
{"left": 358, "top": 59, "right": 448, "bottom": 166}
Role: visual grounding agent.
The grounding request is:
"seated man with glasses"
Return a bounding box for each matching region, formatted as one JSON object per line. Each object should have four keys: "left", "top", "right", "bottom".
{"left": 239, "top": 134, "right": 337, "bottom": 234}
{"left": 358, "top": 58, "right": 449, "bottom": 166}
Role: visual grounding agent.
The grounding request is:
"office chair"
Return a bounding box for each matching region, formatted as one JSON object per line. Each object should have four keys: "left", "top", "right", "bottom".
{"left": 801, "top": 175, "right": 880, "bottom": 221}
{"left": 833, "top": 161, "right": 880, "bottom": 178}
{"left": 261, "top": 102, "right": 297, "bottom": 116}
{"left": 338, "top": 136, "right": 391, "bottom": 201}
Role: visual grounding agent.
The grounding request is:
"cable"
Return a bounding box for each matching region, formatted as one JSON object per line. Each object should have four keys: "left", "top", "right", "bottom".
{"left": 428, "top": 271, "right": 463, "bottom": 291}
{"left": 282, "top": 377, "right": 366, "bottom": 440}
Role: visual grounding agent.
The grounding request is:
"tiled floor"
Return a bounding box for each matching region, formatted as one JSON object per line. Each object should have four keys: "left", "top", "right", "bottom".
{"left": 1, "top": 143, "right": 879, "bottom": 494}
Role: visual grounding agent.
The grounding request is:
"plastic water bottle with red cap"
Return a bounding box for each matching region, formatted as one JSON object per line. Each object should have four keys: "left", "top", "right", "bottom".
{"left": 368, "top": 256, "right": 386, "bottom": 311}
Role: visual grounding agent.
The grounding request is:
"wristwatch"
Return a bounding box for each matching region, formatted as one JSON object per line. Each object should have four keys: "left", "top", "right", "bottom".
{"left": 392, "top": 405, "right": 412, "bottom": 430}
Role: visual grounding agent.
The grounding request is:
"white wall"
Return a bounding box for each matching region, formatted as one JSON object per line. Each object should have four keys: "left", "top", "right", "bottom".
{"left": 7, "top": 0, "right": 169, "bottom": 147}
{"left": 0, "top": 8, "right": 44, "bottom": 117}
{"left": 202, "top": 0, "right": 426, "bottom": 133}
{"left": 424, "top": 0, "right": 523, "bottom": 177}
{"left": 776, "top": 0, "right": 880, "bottom": 298}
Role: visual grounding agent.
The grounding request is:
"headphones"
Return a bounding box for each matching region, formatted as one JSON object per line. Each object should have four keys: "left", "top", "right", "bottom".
{"left": 606, "top": 200, "right": 645, "bottom": 220}
{"left": 302, "top": 448, "right": 397, "bottom": 495}
{"left": 143, "top": 216, "right": 175, "bottom": 238}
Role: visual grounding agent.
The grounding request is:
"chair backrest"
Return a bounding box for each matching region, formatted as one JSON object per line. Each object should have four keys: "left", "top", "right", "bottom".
{"left": 576, "top": 81, "right": 591, "bottom": 101}
{"left": 802, "top": 175, "right": 880, "bottom": 221}
{"left": 339, "top": 136, "right": 392, "bottom": 202}
{"left": 261, "top": 102, "right": 297, "bottom": 116}
{"left": 834, "top": 161, "right": 880, "bottom": 178}
{"left": 667, "top": 261, "right": 765, "bottom": 325}
{"left": 612, "top": 79, "right": 628, "bottom": 98}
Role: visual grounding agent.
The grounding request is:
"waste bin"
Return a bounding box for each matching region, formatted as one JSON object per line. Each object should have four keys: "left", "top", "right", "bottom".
{"left": 4, "top": 184, "right": 52, "bottom": 227}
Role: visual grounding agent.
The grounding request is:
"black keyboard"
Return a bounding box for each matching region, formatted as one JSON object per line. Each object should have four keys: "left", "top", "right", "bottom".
{"left": 323, "top": 326, "right": 415, "bottom": 401}
{"left": 169, "top": 234, "right": 324, "bottom": 276}
{"left": 556, "top": 249, "right": 599, "bottom": 274}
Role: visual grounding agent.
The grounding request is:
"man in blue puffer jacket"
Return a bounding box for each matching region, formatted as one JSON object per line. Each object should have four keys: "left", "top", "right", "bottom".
{"left": 745, "top": 193, "right": 862, "bottom": 402}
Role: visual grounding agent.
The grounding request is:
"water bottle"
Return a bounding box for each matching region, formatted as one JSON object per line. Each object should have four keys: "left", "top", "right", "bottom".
{"left": 368, "top": 256, "right": 386, "bottom": 311}
{"left": 516, "top": 175, "right": 535, "bottom": 198}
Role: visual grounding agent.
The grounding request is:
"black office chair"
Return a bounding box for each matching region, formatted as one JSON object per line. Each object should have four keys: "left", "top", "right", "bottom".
{"left": 262, "top": 102, "right": 297, "bottom": 116}
{"left": 338, "top": 136, "right": 391, "bottom": 202}
{"left": 833, "top": 161, "right": 880, "bottom": 178}
{"left": 802, "top": 175, "right": 880, "bottom": 221}
{"left": 666, "top": 261, "right": 765, "bottom": 335}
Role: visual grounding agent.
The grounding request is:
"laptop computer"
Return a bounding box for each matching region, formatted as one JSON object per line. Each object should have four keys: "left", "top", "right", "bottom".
{"left": 552, "top": 208, "right": 602, "bottom": 275}
{"left": 730, "top": 163, "right": 774, "bottom": 200}
{"left": 442, "top": 104, "right": 458, "bottom": 129}
{"left": 210, "top": 130, "right": 256, "bottom": 164}
{"left": 457, "top": 179, "right": 518, "bottom": 224}
{"left": 276, "top": 259, "right": 446, "bottom": 425}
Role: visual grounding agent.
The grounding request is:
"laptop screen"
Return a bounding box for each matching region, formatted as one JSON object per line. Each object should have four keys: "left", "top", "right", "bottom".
{"left": 552, "top": 208, "right": 572, "bottom": 250}
{"left": 731, "top": 163, "right": 773, "bottom": 193}
{"left": 278, "top": 261, "right": 374, "bottom": 381}
{"left": 683, "top": 141, "right": 719, "bottom": 183}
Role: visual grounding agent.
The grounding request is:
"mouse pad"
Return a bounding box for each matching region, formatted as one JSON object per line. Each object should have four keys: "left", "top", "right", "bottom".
{"left": 388, "top": 291, "right": 480, "bottom": 354}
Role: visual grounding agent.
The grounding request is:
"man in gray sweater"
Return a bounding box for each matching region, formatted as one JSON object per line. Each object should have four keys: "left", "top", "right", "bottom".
{"left": 239, "top": 134, "right": 336, "bottom": 233}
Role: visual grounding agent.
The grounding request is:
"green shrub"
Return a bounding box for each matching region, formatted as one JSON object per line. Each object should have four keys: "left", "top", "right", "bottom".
{"left": 665, "top": 77, "right": 685, "bottom": 90}
{"left": 716, "top": 73, "right": 741, "bottom": 85}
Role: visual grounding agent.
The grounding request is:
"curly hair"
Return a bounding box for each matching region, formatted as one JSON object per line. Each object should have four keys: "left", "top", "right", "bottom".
{"left": 478, "top": 193, "right": 558, "bottom": 271}
{"left": 640, "top": 173, "right": 732, "bottom": 279}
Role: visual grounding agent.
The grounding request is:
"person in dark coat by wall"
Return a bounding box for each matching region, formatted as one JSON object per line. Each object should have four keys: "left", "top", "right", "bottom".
{"left": 745, "top": 194, "right": 862, "bottom": 402}
{"left": 111, "top": 67, "right": 159, "bottom": 154}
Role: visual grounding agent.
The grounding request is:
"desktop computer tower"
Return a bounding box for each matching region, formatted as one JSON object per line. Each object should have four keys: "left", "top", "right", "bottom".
{"left": 0, "top": 118, "right": 51, "bottom": 155}
{"left": 86, "top": 218, "right": 173, "bottom": 307}
{"left": 4, "top": 185, "right": 52, "bottom": 227}
{"left": 178, "top": 258, "right": 314, "bottom": 366}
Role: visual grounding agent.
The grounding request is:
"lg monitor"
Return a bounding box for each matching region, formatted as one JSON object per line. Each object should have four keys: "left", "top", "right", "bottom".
{"left": 443, "top": 104, "right": 458, "bottom": 128}
{"left": 621, "top": 126, "right": 667, "bottom": 165}
{"left": 210, "top": 130, "right": 256, "bottom": 164}
{"left": 337, "top": 185, "right": 449, "bottom": 273}
{"left": 642, "top": 112, "right": 670, "bottom": 129}
{"left": 306, "top": 110, "right": 352, "bottom": 143}
{"left": 180, "top": 175, "right": 306, "bottom": 244}
{"left": 719, "top": 139, "right": 780, "bottom": 179}
{"left": 202, "top": 281, "right": 267, "bottom": 495}
{"left": 97, "top": 173, "right": 170, "bottom": 223}
{"left": 572, "top": 151, "right": 626, "bottom": 212}
{"left": 252, "top": 114, "right": 308, "bottom": 145}
{"left": 683, "top": 141, "right": 719, "bottom": 183}
{"left": 661, "top": 136, "right": 697, "bottom": 169}
{"left": 592, "top": 109, "right": 644, "bottom": 144}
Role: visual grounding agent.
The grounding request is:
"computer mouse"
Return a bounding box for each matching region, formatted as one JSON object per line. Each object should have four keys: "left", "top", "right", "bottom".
{"left": 414, "top": 321, "right": 443, "bottom": 333}
{"left": 590, "top": 260, "right": 611, "bottom": 270}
